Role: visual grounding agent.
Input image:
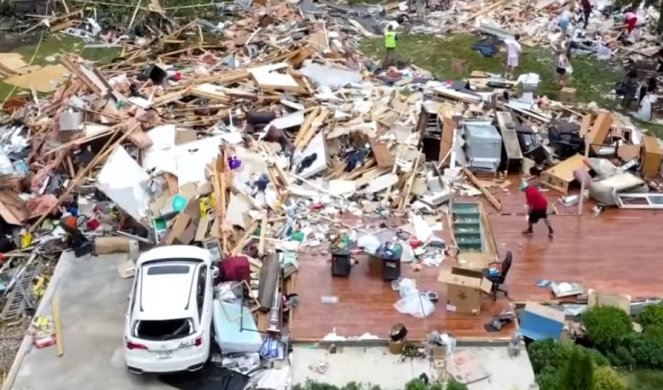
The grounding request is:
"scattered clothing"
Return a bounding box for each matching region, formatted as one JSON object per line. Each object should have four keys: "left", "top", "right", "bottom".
{"left": 472, "top": 38, "right": 499, "bottom": 58}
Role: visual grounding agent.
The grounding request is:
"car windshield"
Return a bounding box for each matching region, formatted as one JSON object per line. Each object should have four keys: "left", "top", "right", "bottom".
{"left": 134, "top": 318, "right": 194, "bottom": 341}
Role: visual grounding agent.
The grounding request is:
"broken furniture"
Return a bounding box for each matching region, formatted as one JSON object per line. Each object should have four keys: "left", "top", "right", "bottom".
{"left": 516, "top": 126, "right": 547, "bottom": 165}
{"left": 495, "top": 111, "right": 523, "bottom": 173}
{"left": 540, "top": 154, "right": 589, "bottom": 194}
{"left": 418, "top": 102, "right": 453, "bottom": 165}
{"left": 641, "top": 135, "right": 662, "bottom": 178}
{"left": 547, "top": 119, "right": 584, "bottom": 160}
{"left": 463, "top": 120, "right": 502, "bottom": 173}
{"left": 481, "top": 251, "right": 512, "bottom": 301}
{"left": 518, "top": 302, "right": 565, "bottom": 341}
{"left": 331, "top": 250, "right": 351, "bottom": 277}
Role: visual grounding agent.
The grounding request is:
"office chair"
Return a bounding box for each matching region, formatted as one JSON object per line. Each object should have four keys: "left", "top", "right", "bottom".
{"left": 483, "top": 251, "right": 512, "bottom": 301}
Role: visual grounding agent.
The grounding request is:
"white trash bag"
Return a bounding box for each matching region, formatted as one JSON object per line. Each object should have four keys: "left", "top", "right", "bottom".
{"left": 394, "top": 279, "right": 435, "bottom": 319}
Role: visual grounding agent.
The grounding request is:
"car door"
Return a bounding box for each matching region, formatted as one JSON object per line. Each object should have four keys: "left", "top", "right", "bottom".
{"left": 199, "top": 264, "right": 213, "bottom": 344}
{"left": 125, "top": 269, "right": 140, "bottom": 335}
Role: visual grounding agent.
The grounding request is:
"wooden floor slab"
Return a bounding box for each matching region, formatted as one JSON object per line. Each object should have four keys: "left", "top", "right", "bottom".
{"left": 481, "top": 176, "right": 663, "bottom": 301}
{"left": 291, "top": 246, "right": 514, "bottom": 341}
{"left": 290, "top": 176, "right": 663, "bottom": 341}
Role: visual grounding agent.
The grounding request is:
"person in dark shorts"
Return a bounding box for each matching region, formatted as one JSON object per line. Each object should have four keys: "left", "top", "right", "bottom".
{"left": 556, "top": 52, "right": 570, "bottom": 88}
{"left": 520, "top": 182, "right": 554, "bottom": 238}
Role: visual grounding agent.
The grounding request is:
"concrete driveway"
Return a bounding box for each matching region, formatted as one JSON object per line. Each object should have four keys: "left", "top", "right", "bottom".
{"left": 11, "top": 252, "right": 172, "bottom": 390}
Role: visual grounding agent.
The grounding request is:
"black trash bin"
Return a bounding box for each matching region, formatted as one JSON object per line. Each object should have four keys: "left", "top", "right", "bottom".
{"left": 382, "top": 256, "right": 401, "bottom": 281}
{"left": 331, "top": 250, "right": 351, "bottom": 277}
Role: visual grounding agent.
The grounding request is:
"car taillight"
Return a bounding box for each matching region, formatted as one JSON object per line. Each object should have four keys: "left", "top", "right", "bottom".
{"left": 126, "top": 340, "right": 148, "bottom": 350}
{"left": 195, "top": 334, "right": 203, "bottom": 347}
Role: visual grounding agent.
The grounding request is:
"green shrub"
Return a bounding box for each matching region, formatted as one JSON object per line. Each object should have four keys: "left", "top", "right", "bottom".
{"left": 585, "top": 347, "right": 610, "bottom": 367}
{"left": 644, "top": 324, "right": 663, "bottom": 347}
{"left": 405, "top": 379, "right": 428, "bottom": 390}
{"left": 293, "top": 381, "right": 381, "bottom": 390}
{"left": 528, "top": 339, "right": 609, "bottom": 375}
{"left": 583, "top": 306, "right": 633, "bottom": 351}
{"left": 639, "top": 303, "right": 663, "bottom": 329}
{"left": 535, "top": 368, "right": 562, "bottom": 390}
{"left": 404, "top": 379, "right": 464, "bottom": 390}
{"left": 607, "top": 333, "right": 663, "bottom": 369}
{"left": 558, "top": 348, "right": 594, "bottom": 390}
{"left": 444, "top": 382, "right": 467, "bottom": 390}
{"left": 593, "top": 366, "right": 628, "bottom": 390}
{"left": 528, "top": 339, "right": 575, "bottom": 374}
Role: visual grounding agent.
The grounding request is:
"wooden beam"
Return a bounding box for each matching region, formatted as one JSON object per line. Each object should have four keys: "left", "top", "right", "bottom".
{"left": 52, "top": 296, "right": 64, "bottom": 357}
{"left": 463, "top": 168, "right": 502, "bottom": 212}
{"left": 258, "top": 214, "right": 268, "bottom": 257}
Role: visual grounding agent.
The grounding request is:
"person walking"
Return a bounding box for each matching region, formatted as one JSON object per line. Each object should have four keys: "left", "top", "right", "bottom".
{"left": 504, "top": 34, "right": 521, "bottom": 79}
{"left": 618, "top": 68, "right": 639, "bottom": 110}
{"left": 558, "top": 7, "right": 572, "bottom": 34}
{"left": 580, "top": 0, "right": 592, "bottom": 29}
{"left": 520, "top": 182, "right": 554, "bottom": 238}
{"left": 556, "top": 51, "right": 570, "bottom": 88}
{"left": 383, "top": 25, "right": 398, "bottom": 67}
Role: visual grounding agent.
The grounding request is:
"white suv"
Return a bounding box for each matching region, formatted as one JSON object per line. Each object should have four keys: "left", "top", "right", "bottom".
{"left": 124, "top": 245, "right": 213, "bottom": 374}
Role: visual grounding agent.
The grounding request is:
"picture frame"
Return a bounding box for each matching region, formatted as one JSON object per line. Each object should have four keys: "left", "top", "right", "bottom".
{"left": 203, "top": 238, "right": 222, "bottom": 262}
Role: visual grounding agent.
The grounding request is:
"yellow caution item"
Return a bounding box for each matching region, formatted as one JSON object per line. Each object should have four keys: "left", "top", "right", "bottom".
{"left": 384, "top": 31, "right": 397, "bottom": 49}
{"left": 20, "top": 231, "right": 33, "bottom": 248}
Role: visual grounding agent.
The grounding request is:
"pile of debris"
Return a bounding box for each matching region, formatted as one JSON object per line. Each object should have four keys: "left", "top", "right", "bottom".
{"left": 1, "top": 0, "right": 663, "bottom": 387}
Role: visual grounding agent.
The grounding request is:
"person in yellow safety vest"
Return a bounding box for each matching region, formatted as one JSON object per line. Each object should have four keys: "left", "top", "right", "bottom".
{"left": 383, "top": 25, "right": 398, "bottom": 67}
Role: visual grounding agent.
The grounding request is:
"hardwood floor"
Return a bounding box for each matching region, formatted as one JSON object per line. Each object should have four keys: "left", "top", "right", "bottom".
{"left": 290, "top": 176, "right": 663, "bottom": 341}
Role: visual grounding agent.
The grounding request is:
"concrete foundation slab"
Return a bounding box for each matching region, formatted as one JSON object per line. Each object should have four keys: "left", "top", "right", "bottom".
{"left": 10, "top": 251, "right": 172, "bottom": 390}
{"left": 292, "top": 345, "right": 536, "bottom": 390}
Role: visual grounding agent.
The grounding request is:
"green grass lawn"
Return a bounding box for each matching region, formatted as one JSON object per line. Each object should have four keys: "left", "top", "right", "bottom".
{"left": 360, "top": 34, "right": 663, "bottom": 138}
{"left": 624, "top": 369, "right": 663, "bottom": 390}
{"left": 0, "top": 35, "right": 120, "bottom": 101}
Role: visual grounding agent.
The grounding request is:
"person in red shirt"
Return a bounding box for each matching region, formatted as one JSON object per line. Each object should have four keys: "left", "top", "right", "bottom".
{"left": 520, "top": 182, "right": 554, "bottom": 237}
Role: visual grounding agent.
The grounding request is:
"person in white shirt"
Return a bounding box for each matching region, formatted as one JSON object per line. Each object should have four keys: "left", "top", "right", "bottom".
{"left": 504, "top": 34, "right": 522, "bottom": 79}
{"left": 556, "top": 52, "right": 570, "bottom": 88}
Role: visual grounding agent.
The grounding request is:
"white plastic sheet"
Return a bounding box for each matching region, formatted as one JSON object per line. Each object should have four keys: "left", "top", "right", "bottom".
{"left": 394, "top": 278, "right": 435, "bottom": 318}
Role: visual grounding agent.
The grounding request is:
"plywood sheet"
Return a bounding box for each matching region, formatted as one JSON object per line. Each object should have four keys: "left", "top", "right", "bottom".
{"left": 4, "top": 64, "right": 68, "bottom": 92}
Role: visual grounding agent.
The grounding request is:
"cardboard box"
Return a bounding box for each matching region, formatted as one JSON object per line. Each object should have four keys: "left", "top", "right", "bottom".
{"left": 437, "top": 267, "right": 492, "bottom": 315}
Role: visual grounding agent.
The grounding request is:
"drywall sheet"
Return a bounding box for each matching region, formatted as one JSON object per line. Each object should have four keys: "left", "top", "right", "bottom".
{"left": 143, "top": 128, "right": 222, "bottom": 187}
{"left": 97, "top": 146, "right": 151, "bottom": 221}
